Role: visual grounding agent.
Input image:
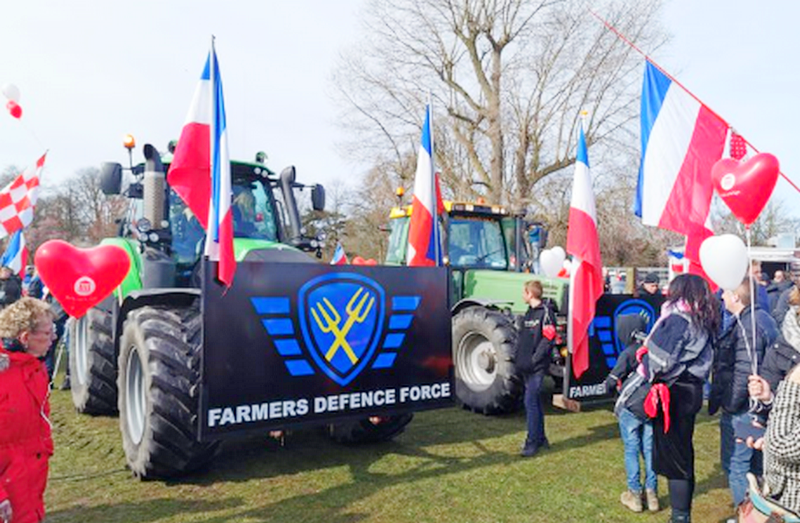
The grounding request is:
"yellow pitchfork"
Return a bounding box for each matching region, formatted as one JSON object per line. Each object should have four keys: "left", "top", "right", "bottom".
{"left": 310, "top": 287, "right": 375, "bottom": 364}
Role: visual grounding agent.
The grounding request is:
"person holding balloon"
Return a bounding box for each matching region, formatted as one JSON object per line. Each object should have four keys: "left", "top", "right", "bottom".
{"left": 0, "top": 298, "right": 56, "bottom": 523}
{"left": 710, "top": 277, "right": 778, "bottom": 512}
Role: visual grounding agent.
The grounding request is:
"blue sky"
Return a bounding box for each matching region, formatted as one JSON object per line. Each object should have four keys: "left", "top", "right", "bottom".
{"left": 660, "top": 0, "right": 800, "bottom": 217}
{"left": 0, "top": 0, "right": 796, "bottom": 219}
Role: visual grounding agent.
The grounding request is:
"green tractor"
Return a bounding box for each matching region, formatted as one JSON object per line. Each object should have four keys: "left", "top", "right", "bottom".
{"left": 385, "top": 201, "right": 569, "bottom": 414}
{"left": 67, "top": 142, "right": 443, "bottom": 479}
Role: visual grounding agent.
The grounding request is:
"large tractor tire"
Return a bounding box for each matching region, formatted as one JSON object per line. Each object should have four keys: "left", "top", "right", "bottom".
{"left": 118, "top": 303, "right": 219, "bottom": 479}
{"left": 327, "top": 413, "right": 414, "bottom": 444}
{"left": 452, "top": 306, "right": 522, "bottom": 415}
{"left": 69, "top": 308, "right": 118, "bottom": 415}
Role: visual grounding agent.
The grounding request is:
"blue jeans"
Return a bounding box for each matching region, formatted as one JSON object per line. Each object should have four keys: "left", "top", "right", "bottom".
{"left": 524, "top": 372, "right": 546, "bottom": 446}
{"left": 618, "top": 407, "right": 657, "bottom": 492}
{"left": 721, "top": 411, "right": 764, "bottom": 506}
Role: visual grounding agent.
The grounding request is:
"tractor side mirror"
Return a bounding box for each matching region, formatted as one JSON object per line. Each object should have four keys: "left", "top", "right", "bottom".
{"left": 100, "top": 162, "right": 123, "bottom": 195}
{"left": 311, "top": 184, "right": 325, "bottom": 211}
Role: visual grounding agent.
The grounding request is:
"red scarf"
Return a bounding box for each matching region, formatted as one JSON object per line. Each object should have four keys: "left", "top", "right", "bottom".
{"left": 644, "top": 383, "right": 671, "bottom": 432}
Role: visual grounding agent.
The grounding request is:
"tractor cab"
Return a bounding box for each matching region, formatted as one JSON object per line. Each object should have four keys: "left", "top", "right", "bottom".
{"left": 386, "top": 201, "right": 537, "bottom": 270}
{"left": 100, "top": 139, "right": 325, "bottom": 288}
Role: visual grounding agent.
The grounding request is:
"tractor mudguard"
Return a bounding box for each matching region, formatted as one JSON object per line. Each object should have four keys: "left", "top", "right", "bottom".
{"left": 451, "top": 297, "right": 513, "bottom": 317}
{"left": 115, "top": 288, "right": 201, "bottom": 353}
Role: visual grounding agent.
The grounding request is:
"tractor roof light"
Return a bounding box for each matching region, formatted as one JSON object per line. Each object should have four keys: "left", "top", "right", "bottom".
{"left": 123, "top": 134, "right": 136, "bottom": 150}
{"left": 395, "top": 187, "right": 405, "bottom": 198}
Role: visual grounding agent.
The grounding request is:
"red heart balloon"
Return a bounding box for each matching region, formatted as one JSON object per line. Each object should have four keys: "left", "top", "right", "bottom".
{"left": 711, "top": 152, "right": 780, "bottom": 226}
{"left": 34, "top": 240, "right": 131, "bottom": 318}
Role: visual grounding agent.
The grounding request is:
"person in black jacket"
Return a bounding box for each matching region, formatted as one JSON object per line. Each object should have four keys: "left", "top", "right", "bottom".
{"left": 515, "top": 280, "right": 556, "bottom": 458}
{"left": 0, "top": 266, "right": 22, "bottom": 309}
{"left": 711, "top": 277, "right": 779, "bottom": 511}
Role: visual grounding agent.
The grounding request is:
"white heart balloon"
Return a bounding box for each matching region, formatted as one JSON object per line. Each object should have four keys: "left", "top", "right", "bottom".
{"left": 539, "top": 248, "right": 563, "bottom": 278}
{"left": 699, "top": 234, "right": 748, "bottom": 290}
{"left": 2, "top": 83, "right": 20, "bottom": 102}
{"left": 551, "top": 246, "right": 566, "bottom": 265}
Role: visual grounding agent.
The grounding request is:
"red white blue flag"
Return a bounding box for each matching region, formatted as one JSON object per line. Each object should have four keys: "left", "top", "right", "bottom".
{"left": 168, "top": 42, "right": 235, "bottom": 286}
{"left": 634, "top": 60, "right": 727, "bottom": 268}
{"left": 0, "top": 230, "right": 27, "bottom": 275}
{"left": 406, "top": 105, "right": 442, "bottom": 267}
{"left": 330, "top": 242, "right": 348, "bottom": 265}
{"left": 566, "top": 126, "right": 603, "bottom": 379}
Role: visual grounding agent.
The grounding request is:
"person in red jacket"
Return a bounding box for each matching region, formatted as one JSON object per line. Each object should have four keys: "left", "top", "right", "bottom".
{"left": 0, "top": 297, "right": 56, "bottom": 523}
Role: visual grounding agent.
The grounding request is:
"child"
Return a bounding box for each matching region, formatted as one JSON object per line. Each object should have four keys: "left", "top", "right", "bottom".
{"left": 516, "top": 280, "right": 556, "bottom": 457}
{"left": 604, "top": 313, "right": 659, "bottom": 513}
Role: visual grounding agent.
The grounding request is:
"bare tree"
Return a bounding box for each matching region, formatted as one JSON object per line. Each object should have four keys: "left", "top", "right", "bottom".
{"left": 332, "top": 0, "right": 667, "bottom": 207}
{"left": 712, "top": 198, "right": 800, "bottom": 247}
{"left": 26, "top": 167, "right": 126, "bottom": 255}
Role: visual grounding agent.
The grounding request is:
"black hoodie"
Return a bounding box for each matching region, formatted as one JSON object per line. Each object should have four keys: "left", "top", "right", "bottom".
{"left": 515, "top": 300, "right": 557, "bottom": 376}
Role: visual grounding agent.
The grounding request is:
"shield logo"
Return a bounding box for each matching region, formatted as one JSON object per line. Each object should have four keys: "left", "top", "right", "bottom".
{"left": 298, "top": 272, "right": 385, "bottom": 386}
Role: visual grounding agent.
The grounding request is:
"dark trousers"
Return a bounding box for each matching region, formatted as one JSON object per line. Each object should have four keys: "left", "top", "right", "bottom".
{"left": 43, "top": 315, "right": 67, "bottom": 379}
{"left": 524, "top": 372, "right": 546, "bottom": 446}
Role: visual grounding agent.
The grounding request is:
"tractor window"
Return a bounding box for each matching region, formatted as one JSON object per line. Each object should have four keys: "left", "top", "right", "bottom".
{"left": 168, "top": 179, "right": 279, "bottom": 265}
{"left": 385, "top": 217, "right": 409, "bottom": 264}
{"left": 448, "top": 217, "right": 507, "bottom": 269}
{"left": 169, "top": 190, "right": 205, "bottom": 266}
{"left": 501, "top": 217, "right": 519, "bottom": 271}
{"left": 232, "top": 180, "right": 278, "bottom": 241}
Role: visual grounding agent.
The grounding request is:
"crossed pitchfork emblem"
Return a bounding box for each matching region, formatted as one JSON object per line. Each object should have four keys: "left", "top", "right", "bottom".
{"left": 310, "top": 287, "right": 376, "bottom": 364}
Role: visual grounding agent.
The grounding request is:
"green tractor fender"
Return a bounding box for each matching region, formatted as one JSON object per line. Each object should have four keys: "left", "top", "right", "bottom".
{"left": 451, "top": 297, "right": 515, "bottom": 317}
{"left": 100, "top": 238, "right": 143, "bottom": 300}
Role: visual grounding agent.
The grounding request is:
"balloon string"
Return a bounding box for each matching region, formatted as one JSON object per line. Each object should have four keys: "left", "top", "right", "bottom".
{"left": 746, "top": 226, "right": 758, "bottom": 377}
{"left": 590, "top": 8, "right": 800, "bottom": 197}
{"left": 17, "top": 119, "right": 46, "bottom": 156}
{"left": 737, "top": 134, "right": 800, "bottom": 195}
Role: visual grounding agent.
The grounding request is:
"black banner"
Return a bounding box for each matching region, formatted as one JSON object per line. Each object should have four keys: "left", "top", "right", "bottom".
{"left": 199, "top": 262, "right": 454, "bottom": 439}
{"left": 565, "top": 293, "right": 665, "bottom": 401}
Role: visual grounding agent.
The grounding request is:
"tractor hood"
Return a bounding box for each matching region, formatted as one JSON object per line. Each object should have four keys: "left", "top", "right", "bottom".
{"left": 234, "top": 238, "right": 316, "bottom": 264}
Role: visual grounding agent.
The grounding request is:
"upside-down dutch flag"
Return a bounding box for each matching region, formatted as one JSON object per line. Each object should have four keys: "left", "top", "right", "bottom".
{"left": 406, "top": 105, "right": 443, "bottom": 267}
{"left": 634, "top": 60, "right": 727, "bottom": 270}
{"left": 566, "top": 126, "right": 603, "bottom": 379}
{"left": 0, "top": 230, "right": 27, "bottom": 275}
{"left": 330, "top": 242, "right": 348, "bottom": 265}
{"left": 168, "top": 42, "right": 235, "bottom": 286}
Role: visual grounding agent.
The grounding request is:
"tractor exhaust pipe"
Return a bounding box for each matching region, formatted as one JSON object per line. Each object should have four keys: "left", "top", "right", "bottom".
{"left": 280, "top": 166, "right": 303, "bottom": 245}
{"left": 143, "top": 144, "right": 165, "bottom": 230}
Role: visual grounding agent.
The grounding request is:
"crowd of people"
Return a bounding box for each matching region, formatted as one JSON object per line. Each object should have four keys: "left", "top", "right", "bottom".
{"left": 598, "top": 269, "right": 800, "bottom": 522}
{"left": 4, "top": 260, "right": 800, "bottom": 522}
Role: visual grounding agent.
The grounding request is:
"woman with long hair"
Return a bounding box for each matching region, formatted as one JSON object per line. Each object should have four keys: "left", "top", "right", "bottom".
{"left": 644, "top": 274, "right": 719, "bottom": 523}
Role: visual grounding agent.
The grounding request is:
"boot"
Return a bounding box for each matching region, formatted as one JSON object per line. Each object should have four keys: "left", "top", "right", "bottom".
{"left": 519, "top": 441, "right": 539, "bottom": 458}
{"left": 620, "top": 490, "right": 642, "bottom": 512}
{"left": 60, "top": 374, "right": 71, "bottom": 391}
{"left": 669, "top": 511, "right": 690, "bottom": 523}
{"left": 645, "top": 489, "right": 659, "bottom": 512}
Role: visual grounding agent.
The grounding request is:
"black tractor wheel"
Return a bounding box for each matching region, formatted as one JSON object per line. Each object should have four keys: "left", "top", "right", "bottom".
{"left": 118, "top": 303, "right": 219, "bottom": 479}
{"left": 452, "top": 306, "right": 522, "bottom": 415}
{"left": 69, "top": 308, "right": 118, "bottom": 415}
{"left": 327, "top": 413, "right": 414, "bottom": 444}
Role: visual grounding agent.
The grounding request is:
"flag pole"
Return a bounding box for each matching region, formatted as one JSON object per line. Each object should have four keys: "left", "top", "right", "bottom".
{"left": 428, "top": 94, "right": 441, "bottom": 265}
{"left": 589, "top": 9, "right": 800, "bottom": 195}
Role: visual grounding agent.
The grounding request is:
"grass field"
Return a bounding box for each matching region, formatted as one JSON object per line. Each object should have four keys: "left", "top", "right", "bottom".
{"left": 46, "top": 386, "right": 735, "bottom": 523}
